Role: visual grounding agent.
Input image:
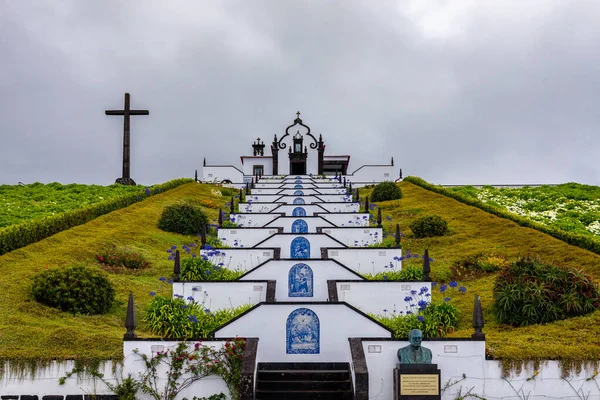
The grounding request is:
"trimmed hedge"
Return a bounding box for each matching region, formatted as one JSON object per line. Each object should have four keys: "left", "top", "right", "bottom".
{"left": 403, "top": 176, "right": 600, "bottom": 255}
{"left": 0, "top": 178, "right": 192, "bottom": 255}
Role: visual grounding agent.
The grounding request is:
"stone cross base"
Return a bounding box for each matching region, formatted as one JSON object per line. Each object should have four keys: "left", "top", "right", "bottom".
{"left": 115, "top": 177, "right": 137, "bottom": 185}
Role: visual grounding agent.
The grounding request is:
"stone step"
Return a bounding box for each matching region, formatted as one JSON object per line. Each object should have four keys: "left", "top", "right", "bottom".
{"left": 257, "top": 379, "right": 352, "bottom": 391}
{"left": 258, "top": 362, "right": 349, "bottom": 370}
{"left": 257, "top": 370, "right": 350, "bottom": 382}
{"left": 255, "top": 389, "right": 352, "bottom": 400}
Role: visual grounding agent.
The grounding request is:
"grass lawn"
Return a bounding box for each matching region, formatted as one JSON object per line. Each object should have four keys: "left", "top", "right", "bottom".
{"left": 1, "top": 180, "right": 599, "bottom": 372}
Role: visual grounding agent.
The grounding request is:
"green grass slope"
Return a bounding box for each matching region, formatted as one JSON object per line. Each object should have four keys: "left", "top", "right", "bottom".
{"left": 1, "top": 180, "right": 599, "bottom": 371}
{"left": 0, "top": 182, "right": 230, "bottom": 366}
{"left": 368, "top": 181, "right": 600, "bottom": 367}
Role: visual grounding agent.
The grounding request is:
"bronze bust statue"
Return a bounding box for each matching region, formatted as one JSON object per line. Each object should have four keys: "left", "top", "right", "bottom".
{"left": 397, "top": 329, "right": 432, "bottom": 364}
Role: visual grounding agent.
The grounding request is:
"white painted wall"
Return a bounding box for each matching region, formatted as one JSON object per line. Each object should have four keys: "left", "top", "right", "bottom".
{"left": 199, "top": 248, "right": 274, "bottom": 271}
{"left": 345, "top": 165, "right": 398, "bottom": 185}
{"left": 264, "top": 216, "right": 335, "bottom": 232}
{"left": 215, "top": 304, "right": 391, "bottom": 362}
{"left": 173, "top": 281, "right": 268, "bottom": 310}
{"left": 317, "top": 213, "right": 371, "bottom": 227}
{"left": 327, "top": 248, "right": 403, "bottom": 274}
{"left": 0, "top": 360, "right": 118, "bottom": 395}
{"left": 251, "top": 188, "right": 285, "bottom": 194}
{"left": 202, "top": 166, "right": 244, "bottom": 183}
{"left": 124, "top": 340, "right": 230, "bottom": 400}
{"left": 314, "top": 194, "right": 353, "bottom": 203}
{"left": 258, "top": 234, "right": 346, "bottom": 258}
{"left": 218, "top": 228, "right": 279, "bottom": 248}
{"left": 271, "top": 195, "right": 325, "bottom": 205}
{"left": 241, "top": 260, "right": 361, "bottom": 301}
{"left": 336, "top": 281, "right": 432, "bottom": 315}
{"left": 261, "top": 204, "right": 327, "bottom": 216}
{"left": 241, "top": 157, "right": 273, "bottom": 176}
{"left": 321, "top": 227, "right": 383, "bottom": 247}
{"left": 239, "top": 202, "right": 282, "bottom": 213}
{"left": 232, "top": 213, "right": 282, "bottom": 228}
{"left": 319, "top": 202, "right": 361, "bottom": 213}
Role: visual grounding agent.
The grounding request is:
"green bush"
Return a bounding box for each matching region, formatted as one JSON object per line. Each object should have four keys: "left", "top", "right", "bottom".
{"left": 157, "top": 200, "right": 209, "bottom": 236}
{"left": 493, "top": 256, "right": 600, "bottom": 326}
{"left": 143, "top": 294, "right": 252, "bottom": 338}
{"left": 409, "top": 215, "right": 449, "bottom": 238}
{"left": 0, "top": 178, "right": 192, "bottom": 256}
{"left": 370, "top": 181, "right": 403, "bottom": 202}
{"left": 181, "top": 257, "right": 244, "bottom": 281}
{"left": 32, "top": 265, "right": 115, "bottom": 315}
{"left": 363, "top": 265, "right": 423, "bottom": 281}
{"left": 375, "top": 302, "right": 460, "bottom": 338}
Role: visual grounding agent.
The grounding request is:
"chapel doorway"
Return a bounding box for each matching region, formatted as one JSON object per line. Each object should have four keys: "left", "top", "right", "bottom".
{"left": 290, "top": 161, "right": 306, "bottom": 175}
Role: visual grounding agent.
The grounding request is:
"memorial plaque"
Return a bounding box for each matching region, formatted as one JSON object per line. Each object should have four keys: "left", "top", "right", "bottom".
{"left": 400, "top": 374, "right": 439, "bottom": 395}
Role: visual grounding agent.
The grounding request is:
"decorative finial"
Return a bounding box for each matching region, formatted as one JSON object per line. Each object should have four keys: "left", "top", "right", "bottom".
{"left": 246, "top": 182, "right": 250, "bottom": 195}
{"left": 348, "top": 181, "right": 352, "bottom": 195}
{"left": 218, "top": 208, "right": 223, "bottom": 227}
{"left": 472, "top": 295, "right": 485, "bottom": 340}
{"left": 239, "top": 187, "right": 244, "bottom": 202}
{"left": 399, "top": 168, "right": 403, "bottom": 179}
{"left": 356, "top": 187, "right": 359, "bottom": 201}
{"left": 230, "top": 195, "right": 235, "bottom": 214}
{"left": 194, "top": 169, "right": 198, "bottom": 182}
{"left": 296, "top": 111, "right": 301, "bottom": 119}
{"left": 365, "top": 196, "right": 369, "bottom": 212}
{"left": 201, "top": 224, "right": 207, "bottom": 246}
{"left": 173, "top": 250, "right": 180, "bottom": 281}
{"left": 391, "top": 157, "right": 394, "bottom": 166}
{"left": 377, "top": 208, "right": 382, "bottom": 228}
{"left": 395, "top": 224, "right": 401, "bottom": 246}
{"left": 124, "top": 293, "right": 137, "bottom": 340}
{"left": 203, "top": 157, "right": 206, "bottom": 167}
{"left": 343, "top": 177, "right": 347, "bottom": 187}
{"left": 422, "top": 249, "right": 431, "bottom": 281}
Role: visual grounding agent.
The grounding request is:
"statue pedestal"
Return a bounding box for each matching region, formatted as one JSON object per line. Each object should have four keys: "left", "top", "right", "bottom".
{"left": 393, "top": 364, "right": 441, "bottom": 400}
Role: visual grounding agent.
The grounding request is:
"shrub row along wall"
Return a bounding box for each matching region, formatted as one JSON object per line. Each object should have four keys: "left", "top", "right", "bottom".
{"left": 0, "top": 178, "right": 192, "bottom": 255}
{"left": 403, "top": 176, "right": 600, "bottom": 255}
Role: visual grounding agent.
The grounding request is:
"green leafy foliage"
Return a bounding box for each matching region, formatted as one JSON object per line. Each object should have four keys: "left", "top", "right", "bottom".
{"left": 493, "top": 256, "right": 600, "bottom": 326}
{"left": 181, "top": 257, "right": 244, "bottom": 281}
{"left": 143, "top": 294, "right": 252, "bottom": 338}
{"left": 409, "top": 214, "right": 449, "bottom": 238}
{"left": 96, "top": 247, "right": 151, "bottom": 271}
{"left": 375, "top": 302, "right": 460, "bottom": 338}
{"left": 0, "top": 178, "right": 192, "bottom": 256}
{"left": 370, "top": 181, "right": 403, "bottom": 202}
{"left": 157, "top": 200, "right": 209, "bottom": 235}
{"left": 31, "top": 265, "right": 115, "bottom": 315}
{"left": 364, "top": 265, "right": 424, "bottom": 281}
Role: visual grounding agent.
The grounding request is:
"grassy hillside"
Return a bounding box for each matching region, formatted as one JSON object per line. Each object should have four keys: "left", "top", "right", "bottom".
{"left": 0, "top": 182, "right": 230, "bottom": 367}
{"left": 1, "top": 180, "right": 599, "bottom": 372}
{"left": 367, "top": 181, "right": 600, "bottom": 367}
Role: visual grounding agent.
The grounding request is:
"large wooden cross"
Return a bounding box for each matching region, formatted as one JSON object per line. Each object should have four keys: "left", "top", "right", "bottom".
{"left": 105, "top": 93, "right": 149, "bottom": 185}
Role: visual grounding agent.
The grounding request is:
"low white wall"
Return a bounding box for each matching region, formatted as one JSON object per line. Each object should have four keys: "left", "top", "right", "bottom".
{"left": 314, "top": 194, "right": 353, "bottom": 203}
{"left": 124, "top": 340, "right": 230, "bottom": 400}
{"left": 335, "top": 281, "right": 432, "bottom": 315}
{"left": 273, "top": 195, "right": 325, "bottom": 205}
{"left": 173, "top": 281, "right": 268, "bottom": 310}
{"left": 232, "top": 213, "right": 282, "bottom": 227}
{"left": 264, "top": 216, "right": 334, "bottom": 232}
{"left": 346, "top": 165, "right": 398, "bottom": 185}
{"left": 265, "top": 204, "right": 328, "bottom": 216}
{"left": 251, "top": 188, "right": 285, "bottom": 195}
{"left": 202, "top": 166, "right": 244, "bottom": 183}
{"left": 317, "top": 213, "right": 371, "bottom": 227}
{"left": 327, "top": 248, "right": 402, "bottom": 274}
{"left": 199, "top": 248, "right": 275, "bottom": 271}
{"left": 0, "top": 360, "right": 118, "bottom": 395}
{"left": 319, "top": 202, "right": 360, "bottom": 212}
{"left": 321, "top": 227, "right": 383, "bottom": 247}
{"left": 215, "top": 304, "right": 391, "bottom": 362}
{"left": 258, "top": 234, "right": 345, "bottom": 258}
{"left": 241, "top": 260, "right": 361, "bottom": 301}
{"left": 251, "top": 190, "right": 321, "bottom": 200}
{"left": 218, "top": 228, "right": 279, "bottom": 248}
{"left": 360, "top": 339, "right": 600, "bottom": 400}
{"left": 239, "top": 202, "right": 282, "bottom": 213}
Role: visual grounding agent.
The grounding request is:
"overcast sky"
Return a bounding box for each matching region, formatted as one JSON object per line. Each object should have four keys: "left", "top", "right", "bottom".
{"left": 1, "top": 0, "right": 599, "bottom": 186}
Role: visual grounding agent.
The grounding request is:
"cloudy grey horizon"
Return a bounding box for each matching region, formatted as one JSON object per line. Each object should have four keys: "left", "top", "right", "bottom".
{"left": 1, "top": 1, "right": 599, "bottom": 186}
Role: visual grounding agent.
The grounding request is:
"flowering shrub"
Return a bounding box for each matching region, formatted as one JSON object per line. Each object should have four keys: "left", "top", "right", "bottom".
{"left": 134, "top": 338, "right": 245, "bottom": 400}
{"left": 373, "top": 282, "right": 466, "bottom": 338}
{"left": 493, "top": 256, "right": 600, "bottom": 326}
{"left": 198, "top": 199, "right": 221, "bottom": 209}
{"left": 144, "top": 282, "right": 252, "bottom": 338}
{"left": 32, "top": 265, "right": 115, "bottom": 315}
{"left": 168, "top": 245, "right": 243, "bottom": 281}
{"left": 96, "top": 247, "right": 150, "bottom": 271}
